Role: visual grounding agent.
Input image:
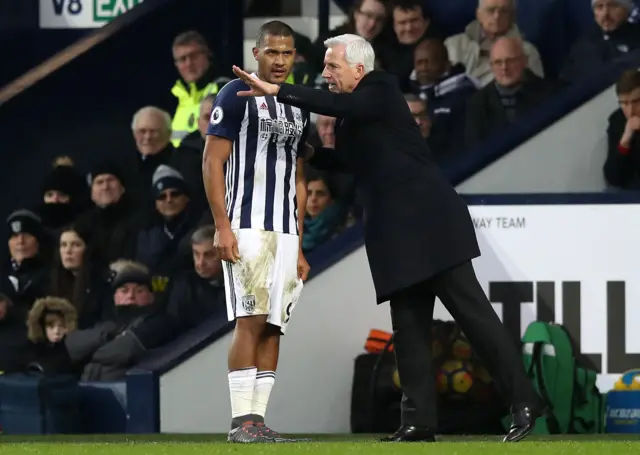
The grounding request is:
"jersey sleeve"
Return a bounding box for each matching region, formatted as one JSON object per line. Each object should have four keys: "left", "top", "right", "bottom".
{"left": 206, "top": 80, "right": 247, "bottom": 140}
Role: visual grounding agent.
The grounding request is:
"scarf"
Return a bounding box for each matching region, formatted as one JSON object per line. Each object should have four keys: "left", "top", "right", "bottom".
{"left": 302, "top": 202, "right": 346, "bottom": 253}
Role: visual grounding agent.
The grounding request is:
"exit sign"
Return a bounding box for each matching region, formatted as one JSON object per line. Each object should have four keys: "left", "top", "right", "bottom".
{"left": 39, "top": 0, "right": 144, "bottom": 29}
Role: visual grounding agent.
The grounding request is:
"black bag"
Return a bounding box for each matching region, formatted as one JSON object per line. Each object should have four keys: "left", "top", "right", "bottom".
{"left": 0, "top": 370, "right": 82, "bottom": 434}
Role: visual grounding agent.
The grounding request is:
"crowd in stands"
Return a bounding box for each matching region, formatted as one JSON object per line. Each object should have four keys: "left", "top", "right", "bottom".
{"left": 1, "top": 0, "right": 640, "bottom": 382}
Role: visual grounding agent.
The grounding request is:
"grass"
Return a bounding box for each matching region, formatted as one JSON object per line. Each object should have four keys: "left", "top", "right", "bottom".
{"left": 0, "top": 434, "right": 640, "bottom": 455}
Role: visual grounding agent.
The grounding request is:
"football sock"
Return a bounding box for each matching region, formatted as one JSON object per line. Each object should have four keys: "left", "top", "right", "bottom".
{"left": 252, "top": 370, "right": 276, "bottom": 422}
{"left": 229, "top": 367, "right": 257, "bottom": 429}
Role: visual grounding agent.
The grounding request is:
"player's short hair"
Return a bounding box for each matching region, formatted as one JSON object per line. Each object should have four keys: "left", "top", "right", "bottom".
{"left": 131, "top": 106, "right": 172, "bottom": 133}
{"left": 324, "top": 34, "right": 376, "bottom": 74}
{"left": 173, "top": 30, "right": 210, "bottom": 51}
{"left": 256, "top": 20, "right": 295, "bottom": 48}
{"left": 616, "top": 69, "right": 640, "bottom": 95}
{"left": 191, "top": 225, "right": 216, "bottom": 245}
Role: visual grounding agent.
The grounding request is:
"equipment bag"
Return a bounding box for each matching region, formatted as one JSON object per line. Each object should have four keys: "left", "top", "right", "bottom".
{"left": 0, "top": 373, "right": 82, "bottom": 434}
{"left": 518, "top": 321, "right": 606, "bottom": 434}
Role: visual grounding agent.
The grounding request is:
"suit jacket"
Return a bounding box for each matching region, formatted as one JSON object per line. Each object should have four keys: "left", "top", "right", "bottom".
{"left": 277, "top": 71, "right": 480, "bottom": 303}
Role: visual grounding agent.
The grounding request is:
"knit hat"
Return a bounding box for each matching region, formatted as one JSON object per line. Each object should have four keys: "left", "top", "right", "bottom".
{"left": 111, "top": 267, "right": 152, "bottom": 291}
{"left": 89, "top": 161, "right": 125, "bottom": 186}
{"left": 40, "top": 166, "right": 78, "bottom": 197}
{"left": 152, "top": 165, "right": 188, "bottom": 197}
{"left": 593, "top": 0, "right": 633, "bottom": 10}
{"left": 7, "top": 209, "right": 43, "bottom": 240}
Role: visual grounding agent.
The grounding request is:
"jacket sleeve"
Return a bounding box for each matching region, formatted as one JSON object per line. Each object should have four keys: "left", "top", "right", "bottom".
{"left": 309, "top": 147, "right": 350, "bottom": 172}
{"left": 277, "top": 83, "right": 387, "bottom": 120}
{"left": 64, "top": 322, "right": 117, "bottom": 364}
{"left": 603, "top": 113, "right": 634, "bottom": 188}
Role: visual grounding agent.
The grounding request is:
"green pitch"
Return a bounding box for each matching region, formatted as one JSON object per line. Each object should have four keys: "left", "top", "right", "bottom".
{"left": 0, "top": 434, "right": 639, "bottom": 455}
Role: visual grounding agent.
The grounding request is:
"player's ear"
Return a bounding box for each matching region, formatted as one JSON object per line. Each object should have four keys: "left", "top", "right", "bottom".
{"left": 252, "top": 47, "right": 260, "bottom": 62}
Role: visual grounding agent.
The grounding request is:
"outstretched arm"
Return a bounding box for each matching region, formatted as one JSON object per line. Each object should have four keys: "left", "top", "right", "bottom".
{"left": 276, "top": 83, "right": 385, "bottom": 120}
{"left": 232, "top": 65, "right": 386, "bottom": 120}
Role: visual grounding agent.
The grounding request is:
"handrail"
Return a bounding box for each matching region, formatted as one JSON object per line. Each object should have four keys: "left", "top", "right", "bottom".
{"left": 0, "top": 0, "right": 171, "bottom": 107}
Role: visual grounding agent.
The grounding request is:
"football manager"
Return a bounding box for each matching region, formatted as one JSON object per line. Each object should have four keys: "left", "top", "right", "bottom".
{"left": 231, "top": 33, "right": 544, "bottom": 443}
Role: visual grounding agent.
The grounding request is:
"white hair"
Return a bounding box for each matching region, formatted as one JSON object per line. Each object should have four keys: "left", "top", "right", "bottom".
{"left": 131, "top": 106, "right": 172, "bottom": 132}
{"left": 323, "top": 34, "right": 375, "bottom": 74}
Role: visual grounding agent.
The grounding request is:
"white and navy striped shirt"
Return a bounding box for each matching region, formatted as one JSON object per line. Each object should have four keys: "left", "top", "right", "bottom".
{"left": 207, "top": 78, "right": 310, "bottom": 235}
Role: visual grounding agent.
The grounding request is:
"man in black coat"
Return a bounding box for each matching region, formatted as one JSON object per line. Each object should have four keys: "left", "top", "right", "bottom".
{"left": 232, "top": 33, "right": 543, "bottom": 443}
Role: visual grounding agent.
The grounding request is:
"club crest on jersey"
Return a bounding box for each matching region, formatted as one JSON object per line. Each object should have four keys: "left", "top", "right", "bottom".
{"left": 242, "top": 295, "right": 256, "bottom": 313}
{"left": 210, "top": 106, "right": 224, "bottom": 125}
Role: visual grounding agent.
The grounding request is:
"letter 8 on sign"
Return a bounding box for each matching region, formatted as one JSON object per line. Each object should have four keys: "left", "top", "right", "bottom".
{"left": 210, "top": 106, "right": 224, "bottom": 125}
{"left": 68, "top": 0, "right": 82, "bottom": 14}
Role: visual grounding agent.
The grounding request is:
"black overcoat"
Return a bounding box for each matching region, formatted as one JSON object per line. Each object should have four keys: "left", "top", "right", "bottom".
{"left": 278, "top": 71, "right": 480, "bottom": 303}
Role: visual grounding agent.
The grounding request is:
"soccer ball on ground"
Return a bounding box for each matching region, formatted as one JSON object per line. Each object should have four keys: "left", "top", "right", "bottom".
{"left": 436, "top": 360, "right": 474, "bottom": 398}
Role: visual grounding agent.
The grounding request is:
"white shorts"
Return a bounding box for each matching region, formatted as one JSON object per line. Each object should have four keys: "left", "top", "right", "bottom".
{"left": 222, "top": 229, "right": 303, "bottom": 334}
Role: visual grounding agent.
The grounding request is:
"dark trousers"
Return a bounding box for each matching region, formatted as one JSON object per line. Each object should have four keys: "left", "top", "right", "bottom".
{"left": 389, "top": 260, "right": 538, "bottom": 428}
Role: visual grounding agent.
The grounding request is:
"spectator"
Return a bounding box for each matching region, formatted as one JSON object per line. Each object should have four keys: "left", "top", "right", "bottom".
{"left": 444, "top": 0, "right": 543, "bottom": 87}
{"left": 170, "top": 30, "right": 228, "bottom": 147}
{"left": 0, "top": 294, "right": 29, "bottom": 374}
{"left": 378, "top": 0, "right": 444, "bottom": 91}
{"left": 313, "top": 0, "right": 391, "bottom": 72}
{"left": 1, "top": 210, "right": 50, "bottom": 315}
{"left": 65, "top": 260, "right": 159, "bottom": 381}
{"left": 37, "top": 165, "right": 89, "bottom": 234}
{"left": 302, "top": 171, "right": 351, "bottom": 253}
{"left": 313, "top": 115, "right": 337, "bottom": 148}
{"left": 49, "top": 225, "right": 110, "bottom": 329}
{"left": 561, "top": 0, "right": 640, "bottom": 83}
{"left": 604, "top": 69, "right": 640, "bottom": 188}
{"left": 25, "top": 297, "right": 78, "bottom": 376}
{"left": 74, "top": 162, "right": 137, "bottom": 264}
{"left": 464, "top": 37, "right": 557, "bottom": 149}
{"left": 126, "top": 106, "right": 176, "bottom": 205}
{"left": 134, "top": 165, "right": 200, "bottom": 293}
{"left": 410, "top": 39, "right": 479, "bottom": 156}
{"left": 405, "top": 93, "right": 432, "bottom": 140}
{"left": 162, "top": 226, "right": 227, "bottom": 334}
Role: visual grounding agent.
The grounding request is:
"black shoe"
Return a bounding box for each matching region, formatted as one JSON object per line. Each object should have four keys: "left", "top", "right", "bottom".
{"left": 503, "top": 405, "right": 545, "bottom": 442}
{"left": 381, "top": 425, "right": 436, "bottom": 442}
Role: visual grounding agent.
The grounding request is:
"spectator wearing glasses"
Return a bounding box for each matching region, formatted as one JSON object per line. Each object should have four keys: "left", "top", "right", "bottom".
{"left": 134, "top": 165, "right": 199, "bottom": 294}
{"left": 169, "top": 30, "right": 230, "bottom": 147}
{"left": 313, "top": 0, "right": 392, "bottom": 73}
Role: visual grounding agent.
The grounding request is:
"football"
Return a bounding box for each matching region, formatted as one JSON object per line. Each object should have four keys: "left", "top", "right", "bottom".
{"left": 436, "top": 360, "right": 474, "bottom": 398}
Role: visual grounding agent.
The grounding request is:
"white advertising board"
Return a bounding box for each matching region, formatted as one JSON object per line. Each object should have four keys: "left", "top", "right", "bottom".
{"left": 160, "top": 202, "right": 640, "bottom": 433}
{"left": 39, "top": 0, "right": 143, "bottom": 29}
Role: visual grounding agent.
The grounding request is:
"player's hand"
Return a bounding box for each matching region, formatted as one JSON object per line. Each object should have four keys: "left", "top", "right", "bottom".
{"left": 298, "top": 250, "right": 310, "bottom": 281}
{"left": 214, "top": 227, "right": 240, "bottom": 263}
{"left": 232, "top": 66, "right": 279, "bottom": 97}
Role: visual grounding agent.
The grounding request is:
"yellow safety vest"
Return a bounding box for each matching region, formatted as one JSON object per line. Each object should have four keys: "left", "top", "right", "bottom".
{"left": 170, "top": 80, "right": 219, "bottom": 147}
{"left": 285, "top": 73, "right": 311, "bottom": 85}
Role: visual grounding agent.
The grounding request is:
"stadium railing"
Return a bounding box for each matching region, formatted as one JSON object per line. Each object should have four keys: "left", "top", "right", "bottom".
{"left": 105, "top": 50, "right": 640, "bottom": 433}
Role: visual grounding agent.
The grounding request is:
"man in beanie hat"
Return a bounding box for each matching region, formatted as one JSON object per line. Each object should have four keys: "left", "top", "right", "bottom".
{"left": 1, "top": 210, "right": 50, "bottom": 313}
{"left": 135, "top": 165, "right": 199, "bottom": 289}
{"left": 75, "top": 161, "right": 138, "bottom": 264}
{"left": 65, "top": 260, "right": 159, "bottom": 381}
{"left": 561, "top": 0, "right": 640, "bottom": 83}
{"left": 38, "top": 165, "right": 89, "bottom": 232}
